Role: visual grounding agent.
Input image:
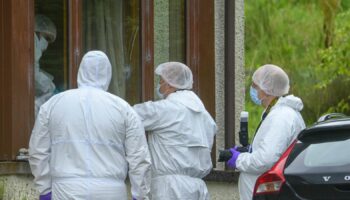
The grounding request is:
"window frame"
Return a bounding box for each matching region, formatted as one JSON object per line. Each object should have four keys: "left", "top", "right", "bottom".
{"left": 0, "top": 0, "right": 35, "bottom": 161}
{"left": 225, "top": 0, "right": 236, "bottom": 149}
{"left": 186, "top": 0, "right": 216, "bottom": 164}
{"left": 0, "top": 0, "right": 217, "bottom": 162}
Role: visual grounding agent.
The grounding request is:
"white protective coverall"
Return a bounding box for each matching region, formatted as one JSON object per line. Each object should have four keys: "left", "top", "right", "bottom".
{"left": 133, "top": 90, "right": 217, "bottom": 200}
{"left": 34, "top": 33, "right": 56, "bottom": 118}
{"left": 29, "top": 51, "right": 151, "bottom": 200}
{"left": 236, "top": 95, "right": 306, "bottom": 200}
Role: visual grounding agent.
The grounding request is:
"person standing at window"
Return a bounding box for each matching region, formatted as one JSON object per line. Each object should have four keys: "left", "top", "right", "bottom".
{"left": 227, "top": 64, "right": 306, "bottom": 200}
{"left": 29, "top": 51, "right": 151, "bottom": 200}
{"left": 34, "top": 14, "right": 57, "bottom": 118}
{"left": 133, "top": 62, "right": 217, "bottom": 200}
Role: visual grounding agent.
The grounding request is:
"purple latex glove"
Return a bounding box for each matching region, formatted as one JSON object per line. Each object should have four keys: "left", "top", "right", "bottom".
{"left": 132, "top": 198, "right": 137, "bottom": 200}
{"left": 39, "top": 192, "right": 51, "bottom": 200}
{"left": 227, "top": 147, "right": 241, "bottom": 168}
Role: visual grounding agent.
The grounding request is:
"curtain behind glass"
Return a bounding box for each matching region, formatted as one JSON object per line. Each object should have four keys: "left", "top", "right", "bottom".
{"left": 83, "top": 0, "right": 125, "bottom": 97}
{"left": 169, "top": 0, "right": 185, "bottom": 62}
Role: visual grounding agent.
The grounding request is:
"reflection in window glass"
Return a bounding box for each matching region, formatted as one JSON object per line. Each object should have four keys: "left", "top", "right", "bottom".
{"left": 34, "top": 0, "right": 69, "bottom": 118}
{"left": 82, "top": 0, "right": 140, "bottom": 105}
{"left": 304, "top": 139, "right": 350, "bottom": 167}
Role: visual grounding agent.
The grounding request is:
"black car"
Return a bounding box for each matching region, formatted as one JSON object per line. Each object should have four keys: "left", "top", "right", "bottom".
{"left": 253, "top": 113, "right": 350, "bottom": 200}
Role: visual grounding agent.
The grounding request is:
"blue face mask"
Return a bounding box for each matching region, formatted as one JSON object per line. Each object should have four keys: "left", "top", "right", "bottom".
{"left": 250, "top": 86, "right": 262, "bottom": 105}
{"left": 156, "top": 83, "right": 165, "bottom": 99}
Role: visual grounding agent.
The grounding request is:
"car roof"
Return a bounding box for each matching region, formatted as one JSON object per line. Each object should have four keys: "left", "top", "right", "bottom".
{"left": 298, "top": 117, "right": 350, "bottom": 140}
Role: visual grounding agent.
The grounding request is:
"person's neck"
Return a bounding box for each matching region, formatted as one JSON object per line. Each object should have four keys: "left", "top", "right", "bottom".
{"left": 164, "top": 87, "right": 177, "bottom": 98}
{"left": 262, "top": 96, "right": 277, "bottom": 108}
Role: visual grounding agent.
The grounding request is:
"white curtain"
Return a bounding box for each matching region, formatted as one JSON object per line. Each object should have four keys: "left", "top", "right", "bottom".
{"left": 83, "top": 0, "right": 126, "bottom": 97}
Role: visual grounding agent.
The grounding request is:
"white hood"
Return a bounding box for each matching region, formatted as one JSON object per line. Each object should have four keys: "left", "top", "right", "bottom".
{"left": 167, "top": 90, "right": 205, "bottom": 113}
{"left": 276, "top": 95, "right": 304, "bottom": 111}
{"left": 77, "top": 51, "right": 112, "bottom": 91}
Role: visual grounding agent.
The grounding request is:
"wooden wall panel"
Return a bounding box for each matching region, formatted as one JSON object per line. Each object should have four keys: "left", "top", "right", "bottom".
{"left": 10, "top": 0, "right": 34, "bottom": 160}
{"left": 186, "top": 0, "right": 215, "bottom": 117}
{"left": 0, "top": 0, "right": 13, "bottom": 160}
{"left": 141, "top": 0, "right": 154, "bottom": 101}
{"left": 186, "top": 0, "right": 216, "bottom": 163}
{"left": 68, "top": 0, "right": 82, "bottom": 89}
{"left": 225, "top": 0, "right": 236, "bottom": 148}
{"left": 0, "top": 0, "right": 34, "bottom": 160}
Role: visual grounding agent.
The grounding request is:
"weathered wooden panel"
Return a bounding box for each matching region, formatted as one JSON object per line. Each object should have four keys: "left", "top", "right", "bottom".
{"left": 186, "top": 0, "right": 216, "bottom": 164}
{"left": 0, "top": 0, "right": 34, "bottom": 160}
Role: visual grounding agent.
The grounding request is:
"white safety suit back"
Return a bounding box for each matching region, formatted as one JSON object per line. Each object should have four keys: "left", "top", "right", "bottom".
{"left": 133, "top": 90, "right": 217, "bottom": 200}
{"left": 236, "top": 95, "right": 305, "bottom": 200}
{"left": 29, "top": 51, "right": 151, "bottom": 200}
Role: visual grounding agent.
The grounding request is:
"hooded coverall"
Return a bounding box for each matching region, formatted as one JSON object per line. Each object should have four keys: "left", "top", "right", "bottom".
{"left": 236, "top": 95, "right": 306, "bottom": 200}
{"left": 29, "top": 51, "right": 152, "bottom": 200}
{"left": 133, "top": 90, "right": 217, "bottom": 200}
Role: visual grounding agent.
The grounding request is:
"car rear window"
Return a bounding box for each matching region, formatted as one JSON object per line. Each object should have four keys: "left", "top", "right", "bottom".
{"left": 303, "top": 138, "right": 350, "bottom": 167}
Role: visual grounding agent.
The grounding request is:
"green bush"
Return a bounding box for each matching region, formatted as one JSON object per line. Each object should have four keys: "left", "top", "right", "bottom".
{"left": 245, "top": 1, "right": 350, "bottom": 132}
{"left": 312, "top": 10, "right": 350, "bottom": 116}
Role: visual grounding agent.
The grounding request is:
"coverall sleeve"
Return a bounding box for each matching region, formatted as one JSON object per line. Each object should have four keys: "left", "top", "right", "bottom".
{"left": 236, "top": 115, "right": 294, "bottom": 174}
{"left": 28, "top": 105, "right": 52, "bottom": 195}
{"left": 125, "top": 107, "right": 152, "bottom": 200}
{"left": 133, "top": 101, "right": 162, "bottom": 131}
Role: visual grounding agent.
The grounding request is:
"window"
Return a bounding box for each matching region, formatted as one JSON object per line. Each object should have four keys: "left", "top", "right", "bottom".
{"left": 34, "top": 0, "right": 69, "bottom": 118}
{"left": 154, "top": 0, "right": 185, "bottom": 98}
{"left": 0, "top": 0, "right": 216, "bottom": 163}
{"left": 0, "top": 0, "right": 154, "bottom": 160}
{"left": 82, "top": 0, "right": 141, "bottom": 104}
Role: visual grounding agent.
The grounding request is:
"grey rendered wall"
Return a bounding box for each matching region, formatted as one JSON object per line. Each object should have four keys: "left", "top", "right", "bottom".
{"left": 213, "top": 0, "right": 244, "bottom": 198}
{"left": 215, "top": 0, "right": 245, "bottom": 168}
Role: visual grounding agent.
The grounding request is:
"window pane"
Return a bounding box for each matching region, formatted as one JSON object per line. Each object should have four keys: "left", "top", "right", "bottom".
{"left": 154, "top": 0, "right": 185, "bottom": 99}
{"left": 34, "top": 0, "right": 69, "bottom": 118}
{"left": 82, "top": 0, "right": 140, "bottom": 105}
{"left": 154, "top": 0, "right": 185, "bottom": 65}
{"left": 169, "top": 0, "right": 186, "bottom": 62}
{"left": 304, "top": 139, "right": 350, "bottom": 167}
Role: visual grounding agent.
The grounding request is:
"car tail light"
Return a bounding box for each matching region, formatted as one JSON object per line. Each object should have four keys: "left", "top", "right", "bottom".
{"left": 253, "top": 140, "right": 297, "bottom": 196}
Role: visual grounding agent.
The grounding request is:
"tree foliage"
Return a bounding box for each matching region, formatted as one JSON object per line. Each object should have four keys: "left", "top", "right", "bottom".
{"left": 245, "top": 0, "right": 350, "bottom": 137}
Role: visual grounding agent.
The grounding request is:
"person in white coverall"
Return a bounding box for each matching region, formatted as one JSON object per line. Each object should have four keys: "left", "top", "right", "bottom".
{"left": 133, "top": 62, "right": 217, "bottom": 200}
{"left": 29, "top": 51, "right": 151, "bottom": 200}
{"left": 34, "top": 15, "right": 57, "bottom": 118}
{"left": 227, "top": 64, "right": 305, "bottom": 200}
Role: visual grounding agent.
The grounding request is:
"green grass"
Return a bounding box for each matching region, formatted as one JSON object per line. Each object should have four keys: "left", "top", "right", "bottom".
{"left": 0, "top": 180, "right": 4, "bottom": 200}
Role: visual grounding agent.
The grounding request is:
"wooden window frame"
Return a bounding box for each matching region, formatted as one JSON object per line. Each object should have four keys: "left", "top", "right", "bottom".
{"left": 0, "top": 0, "right": 154, "bottom": 160}
{"left": 0, "top": 0, "right": 216, "bottom": 162}
{"left": 141, "top": 0, "right": 154, "bottom": 101}
{"left": 0, "top": 0, "right": 34, "bottom": 161}
{"left": 68, "top": 0, "right": 154, "bottom": 101}
{"left": 225, "top": 0, "right": 236, "bottom": 149}
{"left": 186, "top": 0, "right": 216, "bottom": 164}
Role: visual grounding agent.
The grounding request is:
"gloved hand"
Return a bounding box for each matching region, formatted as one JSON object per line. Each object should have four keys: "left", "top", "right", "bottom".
{"left": 39, "top": 192, "right": 51, "bottom": 200}
{"left": 227, "top": 147, "right": 241, "bottom": 168}
{"left": 132, "top": 198, "right": 137, "bottom": 200}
